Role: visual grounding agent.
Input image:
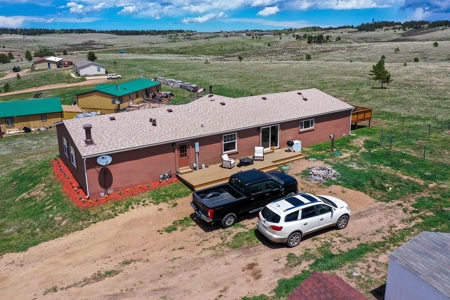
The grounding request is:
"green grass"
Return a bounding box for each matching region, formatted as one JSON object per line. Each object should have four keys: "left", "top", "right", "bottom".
{"left": 226, "top": 228, "right": 260, "bottom": 249}
{"left": 160, "top": 217, "right": 194, "bottom": 233}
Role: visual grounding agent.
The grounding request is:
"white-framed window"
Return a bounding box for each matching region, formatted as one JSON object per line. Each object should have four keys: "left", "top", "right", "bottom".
{"left": 97, "top": 67, "right": 101, "bottom": 72}
{"left": 63, "top": 137, "right": 68, "bottom": 157}
{"left": 5, "top": 117, "right": 14, "bottom": 127}
{"left": 41, "top": 114, "right": 47, "bottom": 122}
{"left": 69, "top": 145, "right": 76, "bottom": 167}
{"left": 223, "top": 133, "right": 237, "bottom": 153}
{"left": 300, "top": 119, "right": 314, "bottom": 131}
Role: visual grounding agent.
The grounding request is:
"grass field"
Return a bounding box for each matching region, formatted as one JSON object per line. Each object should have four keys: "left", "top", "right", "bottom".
{"left": 1, "top": 27, "right": 450, "bottom": 299}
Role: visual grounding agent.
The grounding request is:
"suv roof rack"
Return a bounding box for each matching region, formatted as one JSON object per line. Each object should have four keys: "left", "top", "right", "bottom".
{"left": 282, "top": 193, "right": 319, "bottom": 212}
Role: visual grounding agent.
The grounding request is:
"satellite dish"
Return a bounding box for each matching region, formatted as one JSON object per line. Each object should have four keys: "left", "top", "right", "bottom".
{"left": 114, "top": 100, "right": 120, "bottom": 105}
{"left": 97, "top": 155, "right": 112, "bottom": 166}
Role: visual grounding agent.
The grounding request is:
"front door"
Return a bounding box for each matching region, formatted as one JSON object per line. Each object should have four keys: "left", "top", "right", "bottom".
{"left": 261, "top": 125, "right": 279, "bottom": 149}
{"left": 177, "top": 142, "right": 190, "bottom": 168}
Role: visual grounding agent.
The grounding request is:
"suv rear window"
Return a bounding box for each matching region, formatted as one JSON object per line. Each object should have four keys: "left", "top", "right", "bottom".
{"left": 261, "top": 207, "right": 281, "bottom": 223}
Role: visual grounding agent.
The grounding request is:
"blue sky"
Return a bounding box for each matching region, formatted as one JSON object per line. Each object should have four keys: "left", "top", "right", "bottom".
{"left": 0, "top": 0, "right": 449, "bottom": 32}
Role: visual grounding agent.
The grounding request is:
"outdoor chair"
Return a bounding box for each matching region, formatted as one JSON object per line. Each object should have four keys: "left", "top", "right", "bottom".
{"left": 253, "top": 146, "right": 264, "bottom": 161}
{"left": 221, "top": 154, "right": 235, "bottom": 169}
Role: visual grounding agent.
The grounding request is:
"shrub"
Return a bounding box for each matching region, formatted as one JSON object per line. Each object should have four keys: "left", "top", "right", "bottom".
{"left": 394, "top": 47, "right": 400, "bottom": 53}
{"left": 305, "top": 53, "right": 312, "bottom": 60}
{"left": 3, "top": 83, "right": 10, "bottom": 92}
{"left": 433, "top": 42, "right": 438, "bottom": 47}
{"left": 403, "top": 62, "right": 407, "bottom": 66}
{"left": 414, "top": 57, "right": 419, "bottom": 62}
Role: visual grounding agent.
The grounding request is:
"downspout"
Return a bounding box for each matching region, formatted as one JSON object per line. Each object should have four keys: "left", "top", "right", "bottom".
{"left": 84, "top": 158, "right": 90, "bottom": 199}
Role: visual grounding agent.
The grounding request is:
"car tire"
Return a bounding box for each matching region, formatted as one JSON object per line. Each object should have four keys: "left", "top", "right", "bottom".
{"left": 336, "top": 215, "right": 349, "bottom": 229}
{"left": 221, "top": 213, "right": 237, "bottom": 228}
{"left": 286, "top": 232, "right": 302, "bottom": 248}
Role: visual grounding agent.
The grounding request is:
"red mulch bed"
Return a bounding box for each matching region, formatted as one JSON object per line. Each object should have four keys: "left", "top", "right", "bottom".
{"left": 51, "top": 158, "right": 178, "bottom": 209}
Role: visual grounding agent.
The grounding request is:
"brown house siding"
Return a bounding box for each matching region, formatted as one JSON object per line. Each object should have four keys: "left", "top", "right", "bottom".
{"left": 56, "top": 124, "right": 87, "bottom": 194}
{"left": 85, "top": 144, "right": 176, "bottom": 197}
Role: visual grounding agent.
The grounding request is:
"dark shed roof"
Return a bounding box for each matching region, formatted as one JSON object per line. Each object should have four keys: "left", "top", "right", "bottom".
{"left": 288, "top": 272, "right": 368, "bottom": 300}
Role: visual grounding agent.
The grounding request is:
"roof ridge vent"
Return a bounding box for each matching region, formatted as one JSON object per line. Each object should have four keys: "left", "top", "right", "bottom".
{"left": 297, "top": 92, "right": 302, "bottom": 95}
{"left": 167, "top": 108, "right": 173, "bottom": 112}
{"left": 303, "top": 97, "right": 308, "bottom": 101}
{"left": 262, "top": 97, "right": 267, "bottom": 100}
{"left": 220, "top": 102, "right": 226, "bottom": 105}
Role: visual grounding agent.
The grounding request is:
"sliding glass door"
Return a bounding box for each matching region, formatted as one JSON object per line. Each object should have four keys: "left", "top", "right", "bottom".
{"left": 261, "top": 125, "right": 279, "bottom": 149}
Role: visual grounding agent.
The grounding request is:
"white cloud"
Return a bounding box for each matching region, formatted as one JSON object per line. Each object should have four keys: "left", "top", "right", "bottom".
{"left": 257, "top": 6, "right": 280, "bottom": 16}
{"left": 226, "top": 17, "right": 310, "bottom": 28}
{"left": 182, "top": 11, "right": 227, "bottom": 24}
{"left": 283, "top": 0, "right": 396, "bottom": 11}
{"left": 0, "top": 16, "right": 27, "bottom": 27}
{"left": 252, "top": 0, "right": 279, "bottom": 7}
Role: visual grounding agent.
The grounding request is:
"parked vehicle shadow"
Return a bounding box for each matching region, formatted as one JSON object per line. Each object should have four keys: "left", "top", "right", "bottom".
{"left": 189, "top": 211, "right": 261, "bottom": 233}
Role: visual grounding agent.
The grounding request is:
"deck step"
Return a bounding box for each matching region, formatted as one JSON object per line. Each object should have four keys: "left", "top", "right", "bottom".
{"left": 273, "top": 153, "right": 305, "bottom": 165}
{"left": 178, "top": 167, "right": 193, "bottom": 175}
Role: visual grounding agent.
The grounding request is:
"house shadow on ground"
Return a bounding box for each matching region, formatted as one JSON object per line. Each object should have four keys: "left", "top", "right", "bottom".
{"left": 371, "top": 283, "right": 386, "bottom": 300}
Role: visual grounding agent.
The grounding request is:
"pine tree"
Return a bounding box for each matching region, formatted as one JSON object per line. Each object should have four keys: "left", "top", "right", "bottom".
{"left": 25, "top": 50, "right": 33, "bottom": 62}
{"left": 87, "top": 51, "right": 97, "bottom": 62}
{"left": 369, "top": 56, "right": 392, "bottom": 88}
{"left": 8, "top": 52, "right": 14, "bottom": 59}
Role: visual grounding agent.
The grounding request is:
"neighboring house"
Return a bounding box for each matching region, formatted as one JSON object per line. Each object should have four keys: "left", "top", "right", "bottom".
{"left": 385, "top": 231, "right": 450, "bottom": 300}
{"left": 33, "top": 56, "right": 63, "bottom": 69}
{"left": 74, "top": 60, "right": 106, "bottom": 76}
{"left": 288, "top": 272, "right": 367, "bottom": 300}
{"left": 56, "top": 88, "right": 354, "bottom": 198}
{"left": 0, "top": 98, "right": 63, "bottom": 134}
{"left": 76, "top": 78, "right": 161, "bottom": 114}
{"left": 62, "top": 105, "right": 83, "bottom": 120}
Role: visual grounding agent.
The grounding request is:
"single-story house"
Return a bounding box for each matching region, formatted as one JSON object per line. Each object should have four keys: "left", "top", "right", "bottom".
{"left": 288, "top": 272, "right": 367, "bottom": 300}
{"left": 385, "top": 231, "right": 450, "bottom": 300}
{"left": 33, "top": 56, "right": 63, "bottom": 69}
{"left": 76, "top": 78, "right": 161, "bottom": 114}
{"left": 0, "top": 98, "right": 63, "bottom": 134}
{"left": 56, "top": 88, "right": 354, "bottom": 198}
{"left": 74, "top": 60, "right": 106, "bottom": 76}
{"left": 62, "top": 105, "right": 83, "bottom": 120}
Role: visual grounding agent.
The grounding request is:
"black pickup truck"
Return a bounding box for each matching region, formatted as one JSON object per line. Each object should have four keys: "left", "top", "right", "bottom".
{"left": 191, "top": 169, "right": 299, "bottom": 227}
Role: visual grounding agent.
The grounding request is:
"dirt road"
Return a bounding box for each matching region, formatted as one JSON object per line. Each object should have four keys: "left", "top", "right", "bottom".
{"left": 0, "top": 69, "right": 108, "bottom": 97}
{"left": 0, "top": 159, "right": 410, "bottom": 300}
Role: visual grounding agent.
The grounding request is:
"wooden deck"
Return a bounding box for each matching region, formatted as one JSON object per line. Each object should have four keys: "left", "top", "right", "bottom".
{"left": 178, "top": 148, "right": 305, "bottom": 190}
{"left": 351, "top": 105, "right": 373, "bottom": 129}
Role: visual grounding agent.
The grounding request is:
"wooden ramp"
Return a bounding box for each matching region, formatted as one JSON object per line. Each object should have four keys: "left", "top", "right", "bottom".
{"left": 178, "top": 148, "right": 305, "bottom": 191}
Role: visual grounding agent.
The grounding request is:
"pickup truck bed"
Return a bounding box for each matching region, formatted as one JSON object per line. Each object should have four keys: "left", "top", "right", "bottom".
{"left": 191, "top": 169, "right": 299, "bottom": 227}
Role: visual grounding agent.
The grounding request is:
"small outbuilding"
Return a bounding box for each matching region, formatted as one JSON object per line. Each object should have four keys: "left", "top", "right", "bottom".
{"left": 74, "top": 60, "right": 106, "bottom": 76}
{"left": 288, "top": 272, "right": 367, "bottom": 300}
{"left": 62, "top": 105, "right": 83, "bottom": 120}
{"left": 385, "top": 231, "right": 450, "bottom": 300}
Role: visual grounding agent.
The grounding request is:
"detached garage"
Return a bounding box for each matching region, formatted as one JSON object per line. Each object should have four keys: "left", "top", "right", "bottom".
{"left": 385, "top": 231, "right": 450, "bottom": 300}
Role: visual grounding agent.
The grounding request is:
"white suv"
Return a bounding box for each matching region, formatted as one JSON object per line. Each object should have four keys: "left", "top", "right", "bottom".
{"left": 107, "top": 73, "right": 121, "bottom": 79}
{"left": 256, "top": 193, "right": 351, "bottom": 247}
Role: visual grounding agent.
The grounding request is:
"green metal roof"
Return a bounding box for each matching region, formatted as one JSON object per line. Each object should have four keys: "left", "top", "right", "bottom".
{"left": 93, "top": 78, "right": 160, "bottom": 97}
{"left": 0, "top": 98, "right": 63, "bottom": 118}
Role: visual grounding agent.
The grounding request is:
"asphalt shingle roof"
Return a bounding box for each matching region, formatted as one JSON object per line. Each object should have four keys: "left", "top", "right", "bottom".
{"left": 288, "top": 272, "right": 367, "bottom": 300}
{"left": 389, "top": 231, "right": 450, "bottom": 297}
{"left": 63, "top": 88, "right": 354, "bottom": 158}
{"left": 0, "top": 98, "right": 63, "bottom": 118}
{"left": 74, "top": 60, "right": 105, "bottom": 69}
{"left": 90, "top": 78, "right": 160, "bottom": 97}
